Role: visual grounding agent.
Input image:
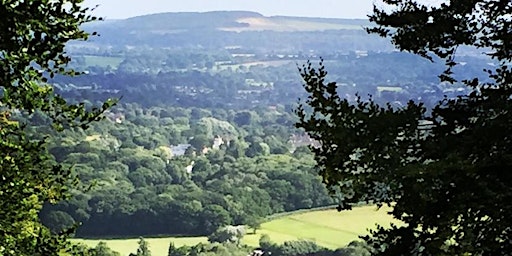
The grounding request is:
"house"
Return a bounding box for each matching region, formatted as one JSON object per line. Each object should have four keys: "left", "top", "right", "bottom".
{"left": 186, "top": 161, "right": 195, "bottom": 174}
{"left": 212, "top": 136, "right": 224, "bottom": 150}
{"left": 170, "top": 144, "right": 191, "bottom": 157}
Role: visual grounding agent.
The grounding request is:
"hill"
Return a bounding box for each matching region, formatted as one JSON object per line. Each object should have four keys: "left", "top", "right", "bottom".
{"left": 85, "top": 11, "right": 369, "bottom": 33}
{"left": 76, "top": 11, "right": 387, "bottom": 52}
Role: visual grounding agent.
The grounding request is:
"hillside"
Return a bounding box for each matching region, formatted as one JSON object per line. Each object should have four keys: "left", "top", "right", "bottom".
{"left": 86, "top": 11, "right": 369, "bottom": 33}
{"left": 78, "top": 11, "right": 386, "bottom": 52}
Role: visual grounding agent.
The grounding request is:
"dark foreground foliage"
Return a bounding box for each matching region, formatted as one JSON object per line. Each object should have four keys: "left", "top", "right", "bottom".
{"left": 0, "top": 1, "right": 114, "bottom": 255}
{"left": 296, "top": 0, "right": 512, "bottom": 255}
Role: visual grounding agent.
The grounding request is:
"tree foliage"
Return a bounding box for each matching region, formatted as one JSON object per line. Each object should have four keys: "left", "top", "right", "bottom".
{"left": 296, "top": 0, "right": 512, "bottom": 255}
{"left": 39, "top": 102, "right": 332, "bottom": 238}
{"left": 135, "top": 237, "right": 151, "bottom": 256}
{"left": 0, "top": 1, "right": 115, "bottom": 255}
{"left": 207, "top": 225, "right": 246, "bottom": 245}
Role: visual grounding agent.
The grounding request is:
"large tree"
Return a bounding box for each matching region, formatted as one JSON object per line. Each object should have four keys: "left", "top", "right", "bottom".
{"left": 296, "top": 0, "right": 512, "bottom": 255}
{"left": 0, "top": 1, "right": 114, "bottom": 255}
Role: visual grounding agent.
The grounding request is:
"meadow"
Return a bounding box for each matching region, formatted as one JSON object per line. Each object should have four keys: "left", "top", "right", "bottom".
{"left": 72, "top": 205, "right": 398, "bottom": 255}
{"left": 72, "top": 236, "right": 208, "bottom": 256}
{"left": 82, "top": 55, "right": 124, "bottom": 68}
{"left": 243, "top": 205, "right": 398, "bottom": 249}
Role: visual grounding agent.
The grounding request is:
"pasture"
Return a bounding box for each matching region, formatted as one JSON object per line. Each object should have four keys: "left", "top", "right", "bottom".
{"left": 82, "top": 55, "right": 124, "bottom": 68}
{"left": 72, "top": 236, "right": 208, "bottom": 256}
{"left": 243, "top": 205, "right": 398, "bottom": 249}
{"left": 72, "top": 205, "right": 398, "bottom": 255}
{"left": 219, "top": 17, "right": 363, "bottom": 32}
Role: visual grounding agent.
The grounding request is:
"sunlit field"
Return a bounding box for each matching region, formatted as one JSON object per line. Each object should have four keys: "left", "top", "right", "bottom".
{"left": 82, "top": 55, "right": 124, "bottom": 68}
{"left": 243, "top": 205, "right": 399, "bottom": 249}
{"left": 72, "top": 236, "right": 208, "bottom": 256}
{"left": 72, "top": 205, "right": 399, "bottom": 254}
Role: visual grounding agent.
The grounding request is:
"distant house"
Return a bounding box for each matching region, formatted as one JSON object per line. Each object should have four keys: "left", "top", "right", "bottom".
{"left": 248, "top": 249, "right": 266, "bottom": 256}
{"left": 289, "top": 134, "right": 321, "bottom": 150}
{"left": 355, "top": 50, "right": 368, "bottom": 57}
{"left": 186, "top": 161, "right": 195, "bottom": 174}
{"left": 105, "top": 111, "right": 125, "bottom": 124}
{"left": 170, "top": 144, "right": 191, "bottom": 156}
{"left": 212, "top": 136, "right": 225, "bottom": 150}
{"left": 376, "top": 86, "right": 404, "bottom": 98}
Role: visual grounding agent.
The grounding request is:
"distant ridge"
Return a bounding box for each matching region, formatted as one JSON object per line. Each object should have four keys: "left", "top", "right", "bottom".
{"left": 126, "top": 10, "right": 264, "bottom": 19}
{"left": 87, "top": 11, "right": 369, "bottom": 32}
{"left": 76, "top": 10, "right": 388, "bottom": 51}
{"left": 110, "top": 11, "right": 264, "bottom": 31}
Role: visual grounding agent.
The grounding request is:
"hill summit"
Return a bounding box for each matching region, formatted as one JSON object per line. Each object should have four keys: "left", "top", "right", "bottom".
{"left": 87, "top": 11, "right": 369, "bottom": 33}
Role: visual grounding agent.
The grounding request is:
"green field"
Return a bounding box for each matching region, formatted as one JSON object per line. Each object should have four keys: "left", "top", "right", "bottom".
{"left": 72, "top": 236, "right": 208, "bottom": 256}
{"left": 72, "top": 205, "right": 398, "bottom": 255}
{"left": 83, "top": 55, "right": 124, "bottom": 68}
{"left": 243, "top": 205, "right": 398, "bottom": 249}
{"left": 220, "top": 17, "right": 364, "bottom": 32}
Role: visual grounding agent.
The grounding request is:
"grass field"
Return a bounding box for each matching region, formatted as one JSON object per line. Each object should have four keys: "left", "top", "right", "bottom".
{"left": 72, "top": 236, "right": 208, "bottom": 256}
{"left": 72, "top": 205, "right": 398, "bottom": 255}
{"left": 243, "top": 205, "right": 398, "bottom": 249}
{"left": 83, "top": 55, "right": 124, "bottom": 68}
{"left": 220, "top": 17, "right": 363, "bottom": 32}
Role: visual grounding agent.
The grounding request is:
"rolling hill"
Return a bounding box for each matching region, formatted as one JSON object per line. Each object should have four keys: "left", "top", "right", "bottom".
{"left": 76, "top": 11, "right": 389, "bottom": 52}
{"left": 86, "top": 11, "right": 370, "bottom": 33}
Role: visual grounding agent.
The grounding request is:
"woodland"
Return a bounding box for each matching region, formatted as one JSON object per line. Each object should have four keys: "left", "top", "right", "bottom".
{"left": 2, "top": 1, "right": 510, "bottom": 256}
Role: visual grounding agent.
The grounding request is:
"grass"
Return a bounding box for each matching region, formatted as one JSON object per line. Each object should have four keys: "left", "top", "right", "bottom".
{"left": 83, "top": 55, "right": 124, "bottom": 68}
{"left": 220, "top": 17, "right": 363, "bottom": 32}
{"left": 72, "top": 236, "right": 208, "bottom": 256}
{"left": 243, "top": 205, "right": 399, "bottom": 249}
{"left": 71, "top": 205, "right": 399, "bottom": 255}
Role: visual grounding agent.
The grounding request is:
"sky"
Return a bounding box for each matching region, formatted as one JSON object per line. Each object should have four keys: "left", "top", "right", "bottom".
{"left": 83, "top": 0, "right": 377, "bottom": 20}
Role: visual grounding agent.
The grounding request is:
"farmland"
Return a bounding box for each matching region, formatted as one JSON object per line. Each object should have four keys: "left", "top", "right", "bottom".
{"left": 72, "top": 205, "right": 398, "bottom": 255}
{"left": 243, "top": 205, "right": 398, "bottom": 249}
{"left": 72, "top": 236, "right": 208, "bottom": 256}
{"left": 82, "top": 55, "right": 124, "bottom": 68}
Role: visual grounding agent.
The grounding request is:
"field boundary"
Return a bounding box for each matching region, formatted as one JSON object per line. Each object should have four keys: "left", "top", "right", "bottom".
{"left": 264, "top": 202, "right": 373, "bottom": 222}
{"left": 264, "top": 205, "right": 338, "bottom": 221}
{"left": 73, "top": 203, "right": 373, "bottom": 240}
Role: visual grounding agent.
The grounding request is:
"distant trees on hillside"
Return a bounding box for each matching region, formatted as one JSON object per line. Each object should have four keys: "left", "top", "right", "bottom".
{"left": 39, "top": 103, "right": 333, "bottom": 237}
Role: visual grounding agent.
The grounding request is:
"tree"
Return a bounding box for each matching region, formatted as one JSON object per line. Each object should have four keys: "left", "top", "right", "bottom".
{"left": 135, "top": 237, "right": 151, "bottom": 256}
{"left": 201, "top": 205, "right": 233, "bottom": 234}
{"left": 279, "top": 240, "right": 328, "bottom": 256}
{"left": 40, "top": 210, "right": 75, "bottom": 234}
{"left": 167, "top": 242, "right": 188, "bottom": 256}
{"left": 207, "top": 225, "right": 246, "bottom": 245}
{"left": 93, "top": 241, "right": 121, "bottom": 256}
{"left": 259, "top": 234, "right": 274, "bottom": 250}
{"left": 246, "top": 216, "right": 263, "bottom": 234}
{"left": 189, "top": 134, "right": 210, "bottom": 152}
{"left": 233, "top": 111, "right": 254, "bottom": 126}
{"left": 0, "top": 1, "right": 114, "bottom": 255}
{"left": 333, "top": 241, "right": 372, "bottom": 256}
{"left": 296, "top": 1, "right": 512, "bottom": 255}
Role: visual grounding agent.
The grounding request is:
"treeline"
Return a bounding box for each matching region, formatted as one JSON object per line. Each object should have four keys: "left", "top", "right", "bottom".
{"left": 38, "top": 103, "right": 332, "bottom": 237}
{"left": 71, "top": 235, "right": 372, "bottom": 256}
{"left": 166, "top": 238, "right": 372, "bottom": 256}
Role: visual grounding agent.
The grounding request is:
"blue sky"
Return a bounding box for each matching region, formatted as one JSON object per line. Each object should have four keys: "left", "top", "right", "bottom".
{"left": 84, "top": 0, "right": 377, "bottom": 20}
